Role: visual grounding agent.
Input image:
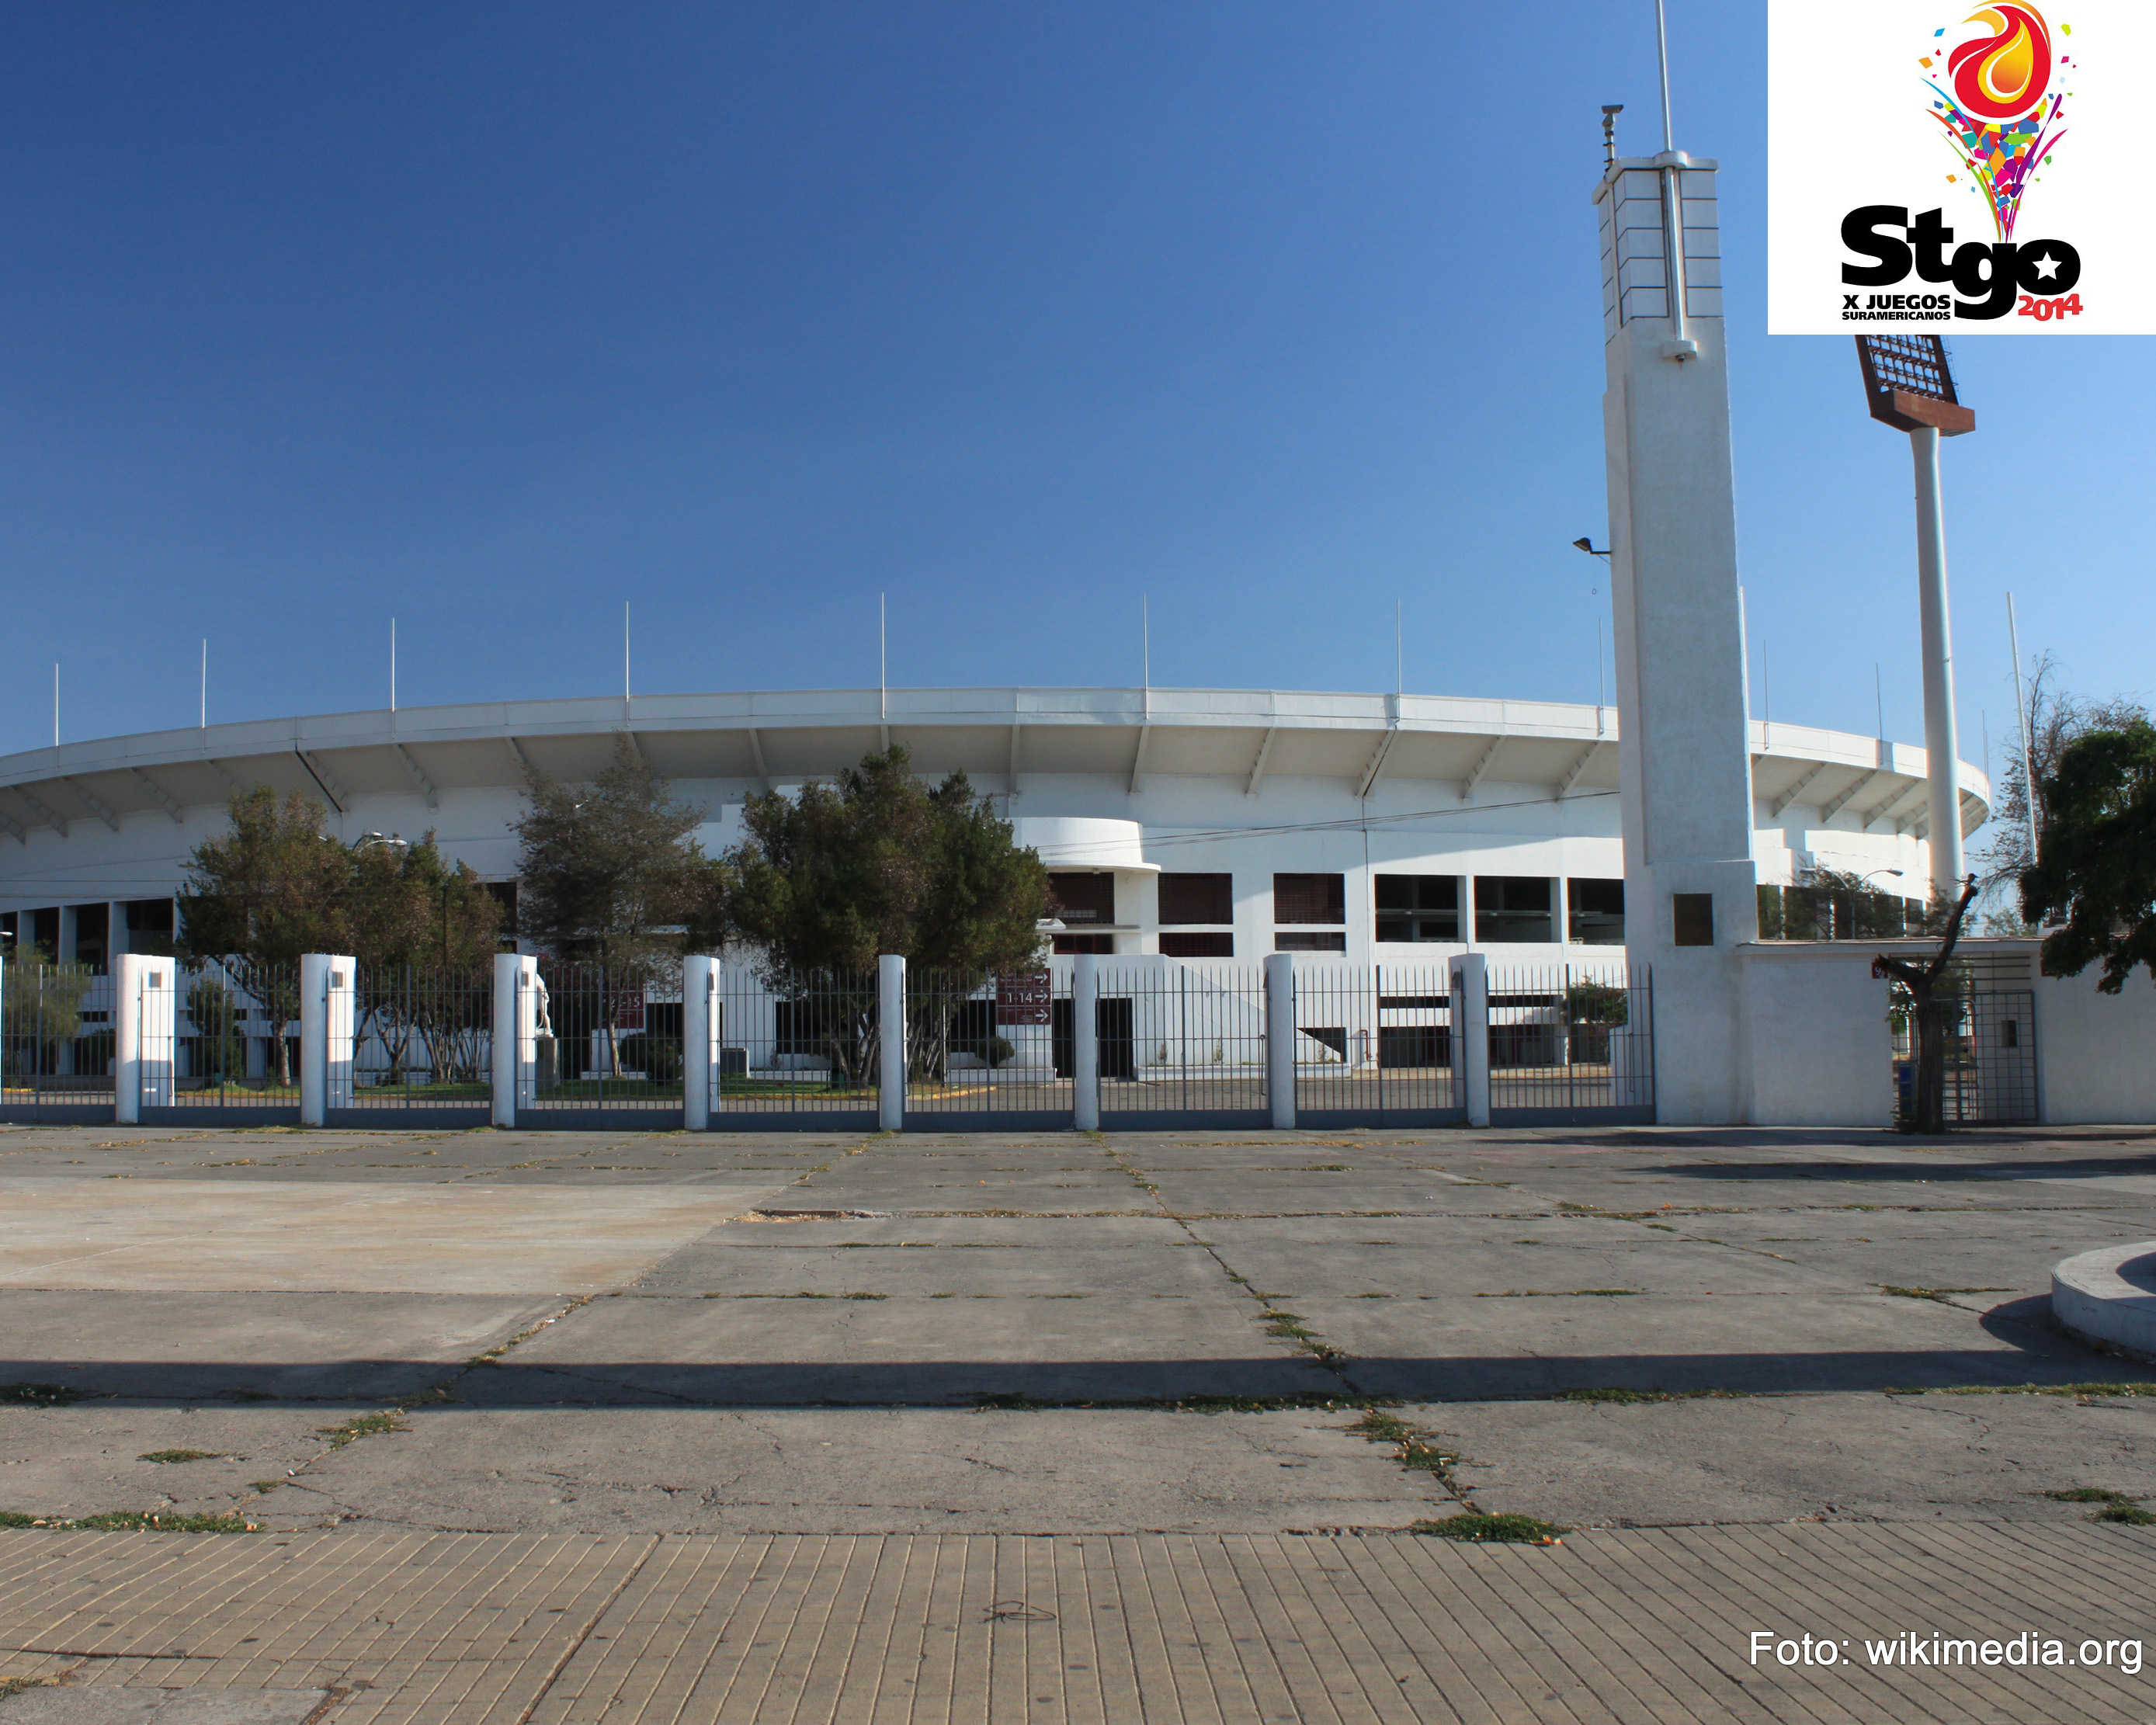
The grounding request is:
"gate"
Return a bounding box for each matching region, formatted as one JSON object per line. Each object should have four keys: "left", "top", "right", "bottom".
{"left": 1293, "top": 963, "right": 1465, "bottom": 1126}
{"left": 1485, "top": 963, "right": 1654, "bottom": 1126}
{"left": 707, "top": 967, "right": 880, "bottom": 1131}
{"left": 902, "top": 968, "right": 1073, "bottom": 1129}
{"left": 0, "top": 961, "right": 113, "bottom": 1123}
{"left": 140, "top": 961, "right": 303, "bottom": 1126}
{"left": 333, "top": 964, "right": 493, "bottom": 1127}
{"left": 1095, "top": 961, "right": 1270, "bottom": 1129}
{"left": 519, "top": 962, "right": 684, "bottom": 1127}
{"left": 1892, "top": 970, "right": 2039, "bottom": 1126}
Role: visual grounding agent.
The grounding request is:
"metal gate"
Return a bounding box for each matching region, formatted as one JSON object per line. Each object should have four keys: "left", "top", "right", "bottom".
{"left": 1486, "top": 963, "right": 1654, "bottom": 1126}
{"left": 1293, "top": 963, "right": 1464, "bottom": 1126}
{"left": 901, "top": 968, "right": 1073, "bottom": 1130}
{"left": 141, "top": 961, "right": 303, "bottom": 1126}
{"left": 1894, "top": 981, "right": 2039, "bottom": 1126}
{"left": 707, "top": 967, "right": 880, "bottom": 1130}
{"left": 1095, "top": 961, "right": 1270, "bottom": 1129}
{"left": 0, "top": 962, "right": 113, "bottom": 1123}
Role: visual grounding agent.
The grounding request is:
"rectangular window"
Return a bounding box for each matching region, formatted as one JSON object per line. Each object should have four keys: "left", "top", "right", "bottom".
{"left": 1274, "top": 873, "right": 1345, "bottom": 925}
{"left": 1375, "top": 875, "right": 1460, "bottom": 943}
{"left": 31, "top": 908, "right": 59, "bottom": 959}
{"left": 1568, "top": 878, "right": 1625, "bottom": 945}
{"left": 1276, "top": 931, "right": 1346, "bottom": 953}
{"left": 71, "top": 904, "right": 109, "bottom": 972}
{"left": 1672, "top": 892, "right": 1716, "bottom": 947}
{"left": 1160, "top": 932, "right": 1234, "bottom": 958}
{"left": 1047, "top": 873, "right": 1116, "bottom": 925}
{"left": 1379, "top": 1026, "right": 1450, "bottom": 1068}
{"left": 1474, "top": 876, "right": 1554, "bottom": 943}
{"left": 124, "top": 898, "right": 175, "bottom": 938}
{"left": 1158, "top": 872, "right": 1232, "bottom": 925}
{"left": 1052, "top": 933, "right": 1113, "bottom": 954}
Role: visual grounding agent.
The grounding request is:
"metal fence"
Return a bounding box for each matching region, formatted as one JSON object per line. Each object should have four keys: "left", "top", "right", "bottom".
{"left": 520, "top": 962, "right": 685, "bottom": 1122}
{"left": 1892, "top": 982, "right": 2039, "bottom": 1126}
{"left": 902, "top": 968, "right": 1073, "bottom": 1126}
{"left": 1095, "top": 961, "right": 1271, "bottom": 1126}
{"left": 149, "top": 961, "right": 303, "bottom": 1121}
{"left": 1292, "top": 964, "right": 1463, "bottom": 1125}
{"left": 709, "top": 966, "right": 881, "bottom": 1127}
{"left": 346, "top": 965, "right": 493, "bottom": 1120}
{"left": 0, "top": 962, "right": 114, "bottom": 1120}
{"left": 1486, "top": 963, "right": 1654, "bottom": 1125}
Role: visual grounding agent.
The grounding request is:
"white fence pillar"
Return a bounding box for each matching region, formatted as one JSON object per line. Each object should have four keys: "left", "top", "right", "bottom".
{"left": 1071, "top": 953, "right": 1100, "bottom": 1132}
{"left": 877, "top": 954, "right": 906, "bottom": 1132}
{"left": 493, "top": 953, "right": 542, "bottom": 1127}
{"left": 298, "top": 953, "right": 354, "bottom": 1127}
{"left": 114, "top": 953, "right": 177, "bottom": 1123}
{"left": 683, "top": 954, "right": 719, "bottom": 1130}
{"left": 1450, "top": 953, "right": 1491, "bottom": 1127}
{"left": 1265, "top": 951, "right": 1297, "bottom": 1130}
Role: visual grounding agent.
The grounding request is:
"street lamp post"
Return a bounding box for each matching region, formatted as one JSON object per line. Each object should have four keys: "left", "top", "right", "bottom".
{"left": 1854, "top": 336, "right": 1974, "bottom": 902}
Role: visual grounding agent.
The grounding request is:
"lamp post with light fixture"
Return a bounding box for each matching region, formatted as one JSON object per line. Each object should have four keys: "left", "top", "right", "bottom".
{"left": 1855, "top": 335, "right": 1973, "bottom": 901}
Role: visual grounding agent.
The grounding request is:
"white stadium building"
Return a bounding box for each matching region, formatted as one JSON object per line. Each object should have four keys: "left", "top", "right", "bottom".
{"left": 0, "top": 684, "right": 1986, "bottom": 968}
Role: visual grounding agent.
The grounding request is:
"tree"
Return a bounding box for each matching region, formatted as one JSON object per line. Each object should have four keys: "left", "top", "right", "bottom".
{"left": 346, "top": 835, "right": 503, "bottom": 1089}
{"left": 2, "top": 949, "right": 92, "bottom": 1078}
{"left": 1977, "top": 654, "right": 2149, "bottom": 889}
{"left": 2018, "top": 720, "right": 2156, "bottom": 994}
{"left": 1873, "top": 875, "right": 1981, "bottom": 1136}
{"left": 177, "top": 788, "right": 352, "bottom": 1085}
{"left": 726, "top": 746, "right": 1048, "bottom": 1081}
{"left": 512, "top": 735, "right": 729, "bottom": 1077}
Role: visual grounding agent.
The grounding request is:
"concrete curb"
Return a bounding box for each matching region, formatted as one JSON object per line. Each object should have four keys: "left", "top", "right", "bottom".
{"left": 2051, "top": 1242, "right": 2156, "bottom": 1361}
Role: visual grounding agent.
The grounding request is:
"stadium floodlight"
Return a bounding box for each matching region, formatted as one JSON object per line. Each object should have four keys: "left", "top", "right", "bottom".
{"left": 1855, "top": 335, "right": 1975, "bottom": 898}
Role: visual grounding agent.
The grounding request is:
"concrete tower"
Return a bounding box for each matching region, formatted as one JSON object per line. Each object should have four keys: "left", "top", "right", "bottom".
{"left": 1595, "top": 148, "right": 1758, "bottom": 1124}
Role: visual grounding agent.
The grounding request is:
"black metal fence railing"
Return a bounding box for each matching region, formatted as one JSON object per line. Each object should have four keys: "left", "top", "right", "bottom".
{"left": 525, "top": 962, "right": 685, "bottom": 1116}
{"left": 710, "top": 966, "right": 881, "bottom": 1123}
{"left": 1, "top": 962, "right": 114, "bottom": 1119}
{"left": 903, "top": 968, "right": 1072, "bottom": 1124}
{"left": 1095, "top": 962, "right": 1269, "bottom": 1125}
{"left": 154, "top": 961, "right": 303, "bottom": 1116}
{"left": 1293, "top": 964, "right": 1463, "bottom": 1124}
{"left": 1892, "top": 985, "right": 2038, "bottom": 1126}
{"left": 350, "top": 965, "right": 493, "bottom": 1112}
{"left": 1486, "top": 963, "right": 1654, "bottom": 1123}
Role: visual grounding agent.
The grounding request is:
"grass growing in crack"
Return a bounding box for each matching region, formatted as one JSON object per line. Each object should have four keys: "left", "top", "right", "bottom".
{"left": 2043, "top": 1487, "right": 2156, "bottom": 1524}
{"left": 1887, "top": 1381, "right": 2156, "bottom": 1399}
{"left": 1351, "top": 1410, "right": 1461, "bottom": 1483}
{"left": 0, "top": 1511, "right": 259, "bottom": 1532}
{"left": 1876, "top": 1285, "right": 2012, "bottom": 1303}
{"left": 0, "top": 1678, "right": 61, "bottom": 1700}
{"left": 1553, "top": 1387, "right": 1751, "bottom": 1404}
{"left": 318, "top": 1411, "right": 406, "bottom": 1448}
{"left": 0, "top": 1383, "right": 85, "bottom": 1407}
{"left": 1411, "top": 1512, "right": 1567, "bottom": 1544}
{"left": 138, "top": 1449, "right": 219, "bottom": 1464}
{"left": 250, "top": 1480, "right": 283, "bottom": 1494}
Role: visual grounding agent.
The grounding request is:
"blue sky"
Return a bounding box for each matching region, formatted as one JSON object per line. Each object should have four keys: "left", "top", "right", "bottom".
{"left": 3, "top": 1, "right": 2148, "bottom": 811}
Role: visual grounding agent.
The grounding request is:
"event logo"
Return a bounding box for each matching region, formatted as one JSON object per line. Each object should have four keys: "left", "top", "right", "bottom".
{"left": 1837, "top": 5, "right": 2080, "bottom": 321}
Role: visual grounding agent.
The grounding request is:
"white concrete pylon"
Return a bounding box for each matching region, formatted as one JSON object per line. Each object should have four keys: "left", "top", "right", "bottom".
{"left": 114, "top": 953, "right": 177, "bottom": 1124}
{"left": 683, "top": 955, "right": 719, "bottom": 1131}
{"left": 1265, "top": 952, "right": 1297, "bottom": 1130}
{"left": 1071, "top": 955, "right": 1100, "bottom": 1133}
{"left": 1595, "top": 146, "right": 1758, "bottom": 1124}
{"left": 877, "top": 955, "right": 906, "bottom": 1133}
{"left": 1449, "top": 953, "right": 1491, "bottom": 1128}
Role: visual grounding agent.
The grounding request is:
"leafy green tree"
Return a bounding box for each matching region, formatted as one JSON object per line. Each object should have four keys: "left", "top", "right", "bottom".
{"left": 2019, "top": 719, "right": 2156, "bottom": 994}
{"left": 2, "top": 950, "right": 93, "bottom": 1078}
{"left": 726, "top": 746, "right": 1047, "bottom": 1080}
{"left": 347, "top": 835, "right": 503, "bottom": 1089}
{"left": 177, "top": 789, "right": 352, "bottom": 1084}
{"left": 512, "top": 736, "right": 729, "bottom": 1078}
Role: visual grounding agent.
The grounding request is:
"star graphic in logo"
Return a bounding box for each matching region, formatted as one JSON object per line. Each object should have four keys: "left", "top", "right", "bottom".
{"left": 2028, "top": 249, "right": 2062, "bottom": 280}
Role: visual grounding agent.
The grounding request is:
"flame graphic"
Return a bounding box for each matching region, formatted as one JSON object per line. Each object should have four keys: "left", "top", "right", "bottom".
{"left": 1947, "top": 5, "right": 2051, "bottom": 122}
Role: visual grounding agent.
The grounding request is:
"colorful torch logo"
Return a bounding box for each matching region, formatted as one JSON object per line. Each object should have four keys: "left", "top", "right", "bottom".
{"left": 1948, "top": 5, "right": 2052, "bottom": 120}
{"left": 1926, "top": 4, "right": 2067, "bottom": 241}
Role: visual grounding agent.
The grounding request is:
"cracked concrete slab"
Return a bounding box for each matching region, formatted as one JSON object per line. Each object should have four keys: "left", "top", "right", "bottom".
{"left": 0, "top": 1689, "right": 326, "bottom": 1723}
{"left": 0, "top": 1177, "right": 786, "bottom": 1293}
{"left": 267, "top": 1404, "right": 1437, "bottom": 1533}
{"left": 0, "top": 1291, "right": 565, "bottom": 1401}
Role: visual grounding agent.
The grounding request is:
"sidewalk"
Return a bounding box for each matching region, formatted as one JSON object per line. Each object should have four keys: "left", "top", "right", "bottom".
{"left": 2, "top": 1523, "right": 2151, "bottom": 1723}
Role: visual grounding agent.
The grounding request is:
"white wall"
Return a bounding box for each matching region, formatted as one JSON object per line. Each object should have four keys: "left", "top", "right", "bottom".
{"left": 1734, "top": 943, "right": 1894, "bottom": 1127}
{"left": 2037, "top": 969, "right": 2156, "bottom": 1126}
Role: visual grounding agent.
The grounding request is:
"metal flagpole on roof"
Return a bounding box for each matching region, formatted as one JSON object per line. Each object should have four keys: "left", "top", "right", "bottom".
{"left": 1654, "top": 0, "right": 1674, "bottom": 150}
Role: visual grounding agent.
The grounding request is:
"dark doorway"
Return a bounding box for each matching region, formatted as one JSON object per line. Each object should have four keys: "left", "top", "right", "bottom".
{"left": 1051, "top": 996, "right": 1136, "bottom": 1080}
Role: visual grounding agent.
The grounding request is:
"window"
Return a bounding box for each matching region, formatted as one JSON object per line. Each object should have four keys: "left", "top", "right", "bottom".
{"left": 1160, "top": 932, "right": 1234, "bottom": 958}
{"left": 1276, "top": 932, "right": 1346, "bottom": 953}
{"left": 1375, "top": 875, "right": 1459, "bottom": 943}
{"left": 1158, "top": 872, "right": 1232, "bottom": 925}
{"left": 0, "top": 911, "right": 14, "bottom": 955}
{"left": 70, "top": 904, "right": 109, "bottom": 972}
{"left": 1474, "top": 876, "right": 1554, "bottom": 943}
{"left": 1274, "top": 873, "right": 1345, "bottom": 925}
{"left": 1568, "top": 878, "right": 1624, "bottom": 945}
{"left": 1053, "top": 933, "right": 1113, "bottom": 954}
{"left": 1672, "top": 892, "right": 1716, "bottom": 947}
{"left": 1047, "top": 873, "right": 1116, "bottom": 925}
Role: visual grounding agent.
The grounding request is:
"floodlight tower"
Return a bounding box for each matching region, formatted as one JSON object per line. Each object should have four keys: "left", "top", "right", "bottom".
{"left": 1854, "top": 335, "right": 1974, "bottom": 900}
